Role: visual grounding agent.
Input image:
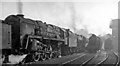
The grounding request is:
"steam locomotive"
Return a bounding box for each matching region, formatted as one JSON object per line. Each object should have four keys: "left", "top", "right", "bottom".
{"left": 86, "top": 34, "right": 103, "bottom": 53}
{"left": 104, "top": 36, "right": 113, "bottom": 51}
{"left": 0, "top": 14, "right": 86, "bottom": 63}
{"left": 0, "top": 14, "right": 102, "bottom": 63}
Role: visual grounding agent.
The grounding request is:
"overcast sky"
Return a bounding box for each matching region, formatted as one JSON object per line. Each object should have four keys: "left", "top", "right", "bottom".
{"left": 0, "top": 0, "right": 119, "bottom": 35}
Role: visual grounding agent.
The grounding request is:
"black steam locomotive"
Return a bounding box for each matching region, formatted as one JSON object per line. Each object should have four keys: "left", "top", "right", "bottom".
{"left": 104, "top": 36, "right": 113, "bottom": 51}
{"left": 1, "top": 14, "right": 85, "bottom": 63}
{"left": 0, "top": 14, "right": 103, "bottom": 63}
{"left": 86, "top": 34, "right": 103, "bottom": 53}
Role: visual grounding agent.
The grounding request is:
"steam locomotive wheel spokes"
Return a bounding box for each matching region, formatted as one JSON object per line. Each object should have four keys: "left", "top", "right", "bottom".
{"left": 41, "top": 53, "right": 46, "bottom": 61}
{"left": 2, "top": 55, "right": 5, "bottom": 63}
{"left": 46, "top": 52, "right": 52, "bottom": 59}
{"left": 33, "top": 52, "right": 40, "bottom": 62}
{"left": 49, "top": 52, "right": 53, "bottom": 59}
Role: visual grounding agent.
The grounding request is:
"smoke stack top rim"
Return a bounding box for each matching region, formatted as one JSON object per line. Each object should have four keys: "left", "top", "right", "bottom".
{"left": 16, "top": 14, "right": 24, "bottom": 18}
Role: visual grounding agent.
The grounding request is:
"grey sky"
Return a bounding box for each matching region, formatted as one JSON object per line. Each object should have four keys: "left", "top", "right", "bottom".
{"left": 0, "top": 0, "right": 119, "bottom": 35}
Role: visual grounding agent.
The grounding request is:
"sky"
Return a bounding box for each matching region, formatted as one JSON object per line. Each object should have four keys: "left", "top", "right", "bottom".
{"left": 0, "top": 0, "right": 119, "bottom": 36}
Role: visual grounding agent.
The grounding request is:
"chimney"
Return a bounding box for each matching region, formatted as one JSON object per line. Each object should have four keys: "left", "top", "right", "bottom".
{"left": 16, "top": 14, "right": 24, "bottom": 18}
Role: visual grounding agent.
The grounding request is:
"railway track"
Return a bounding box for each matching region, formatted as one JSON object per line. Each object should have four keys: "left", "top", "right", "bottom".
{"left": 113, "top": 51, "right": 119, "bottom": 66}
{"left": 81, "top": 51, "right": 119, "bottom": 66}
{"left": 58, "top": 54, "right": 86, "bottom": 66}
{"left": 97, "top": 51, "right": 119, "bottom": 66}
{"left": 58, "top": 53, "right": 96, "bottom": 66}
{"left": 81, "top": 51, "right": 107, "bottom": 66}
{"left": 20, "top": 53, "right": 86, "bottom": 66}
{"left": 58, "top": 51, "right": 113, "bottom": 66}
{"left": 80, "top": 51, "right": 119, "bottom": 66}
{"left": 2, "top": 51, "right": 119, "bottom": 66}
{"left": 80, "top": 55, "right": 95, "bottom": 66}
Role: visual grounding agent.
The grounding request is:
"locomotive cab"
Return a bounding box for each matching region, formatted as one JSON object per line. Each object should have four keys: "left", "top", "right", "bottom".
{"left": 4, "top": 15, "right": 21, "bottom": 54}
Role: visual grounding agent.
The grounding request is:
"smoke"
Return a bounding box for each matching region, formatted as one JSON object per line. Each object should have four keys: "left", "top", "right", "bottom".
{"left": 21, "top": 2, "right": 116, "bottom": 35}
{"left": 1, "top": 2, "right": 117, "bottom": 35}
{"left": 17, "top": 0, "right": 23, "bottom": 14}
{"left": 67, "top": 2, "right": 76, "bottom": 32}
{"left": 22, "top": 2, "right": 78, "bottom": 32}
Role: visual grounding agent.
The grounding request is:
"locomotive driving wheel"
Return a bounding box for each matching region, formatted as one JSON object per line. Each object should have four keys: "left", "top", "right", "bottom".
{"left": 49, "top": 52, "right": 53, "bottom": 59}
{"left": 40, "top": 53, "right": 47, "bottom": 61}
{"left": 45, "top": 52, "right": 53, "bottom": 59}
{"left": 32, "top": 52, "right": 40, "bottom": 62}
{"left": 1, "top": 55, "right": 5, "bottom": 63}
